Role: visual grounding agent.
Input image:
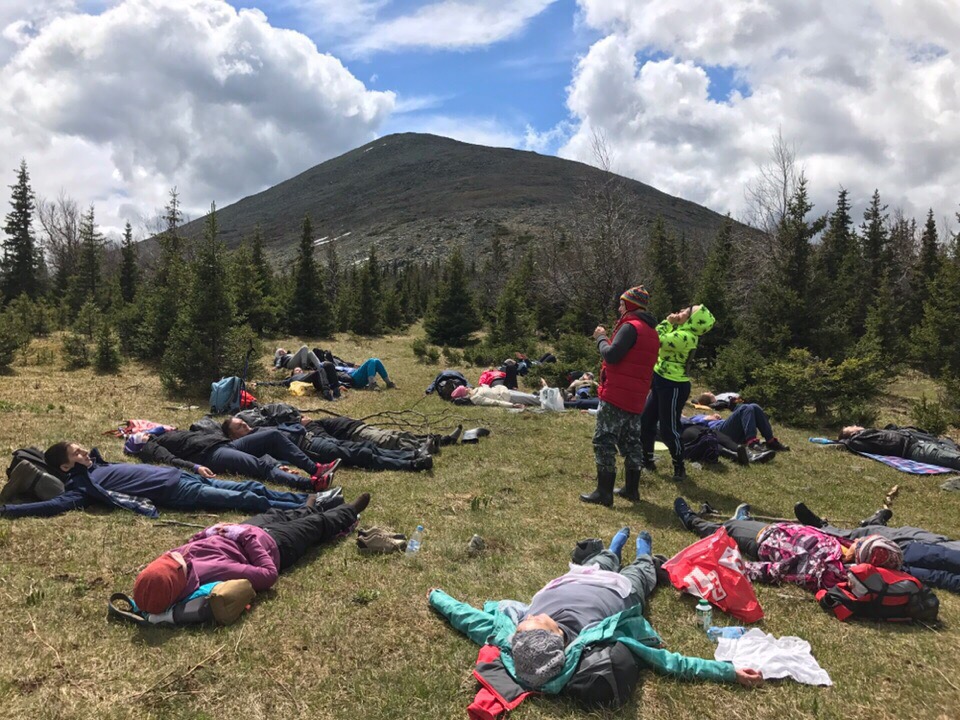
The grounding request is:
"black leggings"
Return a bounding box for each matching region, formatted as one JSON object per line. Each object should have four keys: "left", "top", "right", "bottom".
{"left": 640, "top": 373, "right": 691, "bottom": 462}
{"left": 243, "top": 504, "right": 356, "bottom": 570}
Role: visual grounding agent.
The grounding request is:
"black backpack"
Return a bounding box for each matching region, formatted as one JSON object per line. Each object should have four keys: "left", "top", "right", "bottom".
{"left": 563, "top": 642, "right": 641, "bottom": 708}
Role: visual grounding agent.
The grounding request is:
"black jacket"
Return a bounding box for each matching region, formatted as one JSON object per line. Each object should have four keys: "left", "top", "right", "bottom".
{"left": 843, "top": 424, "right": 950, "bottom": 457}
{"left": 139, "top": 431, "right": 231, "bottom": 469}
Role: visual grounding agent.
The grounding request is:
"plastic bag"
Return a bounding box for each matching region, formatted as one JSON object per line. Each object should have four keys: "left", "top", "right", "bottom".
{"left": 539, "top": 387, "right": 564, "bottom": 412}
{"left": 288, "top": 381, "right": 313, "bottom": 397}
{"left": 663, "top": 527, "right": 764, "bottom": 623}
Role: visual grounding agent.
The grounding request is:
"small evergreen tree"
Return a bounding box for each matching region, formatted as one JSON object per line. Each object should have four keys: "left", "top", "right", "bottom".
{"left": 913, "top": 235, "right": 960, "bottom": 377}
{"left": 696, "top": 217, "right": 735, "bottom": 362}
{"left": 161, "top": 203, "right": 237, "bottom": 394}
{"left": 2, "top": 160, "right": 40, "bottom": 302}
{"left": 350, "top": 247, "right": 384, "bottom": 336}
{"left": 231, "top": 240, "right": 274, "bottom": 334}
{"left": 906, "top": 209, "right": 940, "bottom": 321}
{"left": 138, "top": 188, "right": 187, "bottom": 359}
{"left": 93, "top": 321, "right": 122, "bottom": 373}
{"left": 75, "top": 205, "right": 104, "bottom": 308}
{"left": 287, "top": 215, "right": 331, "bottom": 338}
{"left": 490, "top": 255, "right": 535, "bottom": 346}
{"left": 119, "top": 221, "right": 139, "bottom": 303}
{"left": 424, "top": 247, "right": 481, "bottom": 346}
{"left": 250, "top": 223, "right": 274, "bottom": 297}
{"left": 646, "top": 216, "right": 686, "bottom": 320}
{"left": 860, "top": 189, "right": 889, "bottom": 296}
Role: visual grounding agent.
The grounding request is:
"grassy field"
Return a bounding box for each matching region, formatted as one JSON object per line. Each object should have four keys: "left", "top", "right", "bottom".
{"left": 0, "top": 331, "right": 958, "bottom": 720}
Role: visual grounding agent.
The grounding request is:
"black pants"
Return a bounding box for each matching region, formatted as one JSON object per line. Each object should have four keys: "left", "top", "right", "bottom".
{"left": 681, "top": 426, "right": 739, "bottom": 452}
{"left": 687, "top": 516, "right": 767, "bottom": 559}
{"left": 243, "top": 504, "right": 357, "bottom": 570}
{"left": 300, "top": 433, "right": 417, "bottom": 471}
{"left": 640, "top": 372, "right": 691, "bottom": 462}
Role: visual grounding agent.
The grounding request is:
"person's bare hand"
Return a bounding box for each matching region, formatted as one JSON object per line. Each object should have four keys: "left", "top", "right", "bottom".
{"left": 735, "top": 668, "right": 763, "bottom": 688}
{"left": 197, "top": 466, "right": 216, "bottom": 478}
{"left": 592, "top": 325, "right": 606, "bottom": 340}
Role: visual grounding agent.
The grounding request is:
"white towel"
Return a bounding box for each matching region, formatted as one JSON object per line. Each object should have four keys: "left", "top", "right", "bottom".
{"left": 715, "top": 628, "right": 832, "bottom": 686}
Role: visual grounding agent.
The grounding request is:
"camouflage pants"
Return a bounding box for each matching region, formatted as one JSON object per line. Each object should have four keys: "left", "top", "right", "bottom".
{"left": 593, "top": 401, "right": 644, "bottom": 473}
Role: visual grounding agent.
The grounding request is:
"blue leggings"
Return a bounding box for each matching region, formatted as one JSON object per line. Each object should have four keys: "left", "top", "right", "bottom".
{"left": 715, "top": 403, "right": 774, "bottom": 443}
{"left": 349, "top": 358, "right": 389, "bottom": 388}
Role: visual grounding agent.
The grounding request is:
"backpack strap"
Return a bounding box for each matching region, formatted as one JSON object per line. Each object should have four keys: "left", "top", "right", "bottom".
{"left": 107, "top": 593, "right": 147, "bottom": 625}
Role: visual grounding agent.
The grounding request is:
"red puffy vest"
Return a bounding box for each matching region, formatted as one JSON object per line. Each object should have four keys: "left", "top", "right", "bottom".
{"left": 598, "top": 316, "right": 660, "bottom": 414}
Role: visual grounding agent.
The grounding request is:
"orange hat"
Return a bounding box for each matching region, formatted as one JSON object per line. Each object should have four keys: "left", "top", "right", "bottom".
{"left": 133, "top": 553, "right": 188, "bottom": 614}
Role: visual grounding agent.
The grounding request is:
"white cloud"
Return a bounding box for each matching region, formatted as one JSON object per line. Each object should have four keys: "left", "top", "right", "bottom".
{"left": 0, "top": 0, "right": 395, "bottom": 237}
{"left": 562, "top": 0, "right": 960, "bottom": 221}
{"left": 350, "top": 0, "right": 559, "bottom": 54}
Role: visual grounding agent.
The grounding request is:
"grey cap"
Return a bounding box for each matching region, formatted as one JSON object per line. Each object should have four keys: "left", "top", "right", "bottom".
{"left": 511, "top": 629, "right": 566, "bottom": 688}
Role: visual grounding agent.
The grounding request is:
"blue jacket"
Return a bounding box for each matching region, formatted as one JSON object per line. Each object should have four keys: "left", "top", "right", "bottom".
{"left": 0, "top": 449, "right": 159, "bottom": 519}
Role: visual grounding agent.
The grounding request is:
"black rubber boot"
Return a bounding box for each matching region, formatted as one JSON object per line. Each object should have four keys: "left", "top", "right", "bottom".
{"left": 859, "top": 508, "right": 893, "bottom": 527}
{"left": 615, "top": 466, "right": 641, "bottom": 502}
{"left": 580, "top": 468, "right": 616, "bottom": 507}
{"left": 641, "top": 450, "right": 657, "bottom": 472}
{"left": 794, "top": 502, "right": 824, "bottom": 528}
{"left": 671, "top": 460, "right": 687, "bottom": 483}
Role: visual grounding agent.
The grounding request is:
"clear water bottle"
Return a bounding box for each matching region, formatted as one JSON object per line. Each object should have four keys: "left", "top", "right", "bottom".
{"left": 695, "top": 599, "right": 712, "bottom": 632}
{"left": 406, "top": 525, "right": 424, "bottom": 556}
{"left": 707, "top": 626, "right": 746, "bottom": 643}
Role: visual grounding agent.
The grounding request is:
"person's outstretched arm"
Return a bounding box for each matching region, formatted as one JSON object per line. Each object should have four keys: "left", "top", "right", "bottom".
{"left": 628, "top": 642, "right": 742, "bottom": 684}
{"left": 428, "top": 589, "right": 497, "bottom": 646}
{"left": 0, "top": 490, "right": 89, "bottom": 518}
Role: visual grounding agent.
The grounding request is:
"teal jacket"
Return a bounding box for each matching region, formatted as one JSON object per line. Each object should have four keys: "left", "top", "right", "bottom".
{"left": 429, "top": 589, "right": 736, "bottom": 692}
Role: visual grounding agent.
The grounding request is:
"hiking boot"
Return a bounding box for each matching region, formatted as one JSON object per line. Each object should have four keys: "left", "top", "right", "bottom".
{"left": 385, "top": 380, "right": 398, "bottom": 389}
{"left": 766, "top": 437, "right": 790, "bottom": 452}
{"left": 719, "top": 445, "right": 750, "bottom": 465}
{"left": 580, "top": 468, "right": 616, "bottom": 507}
{"left": 346, "top": 492, "right": 371, "bottom": 514}
{"left": 641, "top": 451, "right": 657, "bottom": 472}
{"left": 412, "top": 454, "right": 433, "bottom": 472}
{"left": 614, "top": 466, "right": 641, "bottom": 502}
{"left": 673, "top": 497, "right": 696, "bottom": 530}
{"left": 671, "top": 461, "right": 687, "bottom": 483}
{"left": 748, "top": 449, "right": 776, "bottom": 464}
{"left": 732, "top": 503, "right": 752, "bottom": 521}
{"left": 425, "top": 436, "right": 441, "bottom": 455}
{"left": 859, "top": 508, "right": 893, "bottom": 527}
{"left": 440, "top": 425, "right": 463, "bottom": 446}
{"left": 794, "top": 502, "right": 824, "bottom": 528}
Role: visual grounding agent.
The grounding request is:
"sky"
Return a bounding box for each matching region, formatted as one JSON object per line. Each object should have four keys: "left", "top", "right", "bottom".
{"left": 2, "top": 0, "right": 959, "bottom": 239}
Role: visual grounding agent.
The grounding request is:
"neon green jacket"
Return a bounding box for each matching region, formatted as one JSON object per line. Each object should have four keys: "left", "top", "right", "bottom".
{"left": 428, "top": 589, "right": 735, "bottom": 693}
{"left": 653, "top": 305, "right": 716, "bottom": 383}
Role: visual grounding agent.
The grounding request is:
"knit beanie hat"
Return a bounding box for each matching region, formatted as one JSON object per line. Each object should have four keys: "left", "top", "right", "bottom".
{"left": 854, "top": 535, "right": 904, "bottom": 570}
{"left": 133, "top": 553, "right": 188, "bottom": 614}
{"left": 620, "top": 285, "right": 650, "bottom": 312}
{"left": 511, "top": 629, "right": 566, "bottom": 688}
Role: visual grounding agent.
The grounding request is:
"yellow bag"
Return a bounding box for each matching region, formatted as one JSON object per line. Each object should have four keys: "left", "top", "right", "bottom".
{"left": 289, "top": 381, "right": 313, "bottom": 397}
{"left": 209, "top": 579, "right": 256, "bottom": 625}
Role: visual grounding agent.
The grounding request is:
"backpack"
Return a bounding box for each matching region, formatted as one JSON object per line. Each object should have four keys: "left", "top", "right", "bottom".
{"left": 2, "top": 448, "right": 65, "bottom": 504}
{"left": 682, "top": 427, "right": 720, "bottom": 463}
{"left": 816, "top": 563, "right": 939, "bottom": 622}
{"left": 6, "top": 447, "right": 49, "bottom": 479}
{"left": 562, "top": 642, "right": 640, "bottom": 708}
{"left": 210, "top": 376, "right": 245, "bottom": 414}
{"left": 107, "top": 579, "right": 255, "bottom": 627}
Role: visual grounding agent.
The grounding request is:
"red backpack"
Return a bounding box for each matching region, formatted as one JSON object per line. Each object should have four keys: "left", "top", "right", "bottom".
{"left": 816, "top": 563, "right": 939, "bottom": 622}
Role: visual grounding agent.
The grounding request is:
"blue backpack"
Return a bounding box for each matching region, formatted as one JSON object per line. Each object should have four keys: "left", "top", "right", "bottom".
{"left": 210, "top": 376, "right": 244, "bottom": 414}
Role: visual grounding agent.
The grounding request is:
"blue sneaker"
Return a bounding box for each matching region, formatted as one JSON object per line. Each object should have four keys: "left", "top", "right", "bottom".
{"left": 609, "top": 527, "right": 630, "bottom": 559}
{"left": 674, "top": 497, "right": 696, "bottom": 530}
{"left": 635, "top": 530, "right": 652, "bottom": 557}
{"left": 732, "top": 503, "right": 752, "bottom": 521}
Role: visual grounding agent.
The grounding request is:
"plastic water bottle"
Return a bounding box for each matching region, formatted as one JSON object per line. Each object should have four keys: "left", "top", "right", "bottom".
{"left": 695, "top": 599, "right": 712, "bottom": 632}
{"left": 707, "top": 626, "right": 746, "bottom": 643}
{"left": 406, "top": 525, "right": 424, "bottom": 556}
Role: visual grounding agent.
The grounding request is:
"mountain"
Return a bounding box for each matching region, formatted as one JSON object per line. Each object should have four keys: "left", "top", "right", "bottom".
{"left": 175, "top": 132, "right": 744, "bottom": 265}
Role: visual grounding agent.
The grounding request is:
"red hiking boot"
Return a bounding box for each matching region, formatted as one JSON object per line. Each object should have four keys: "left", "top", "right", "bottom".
{"left": 310, "top": 459, "right": 341, "bottom": 491}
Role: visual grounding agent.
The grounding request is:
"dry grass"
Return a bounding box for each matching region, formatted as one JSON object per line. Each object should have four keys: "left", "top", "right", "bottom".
{"left": 0, "top": 331, "right": 958, "bottom": 720}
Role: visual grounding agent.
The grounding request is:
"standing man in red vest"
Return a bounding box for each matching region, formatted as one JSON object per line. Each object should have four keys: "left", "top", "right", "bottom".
{"left": 581, "top": 286, "right": 661, "bottom": 506}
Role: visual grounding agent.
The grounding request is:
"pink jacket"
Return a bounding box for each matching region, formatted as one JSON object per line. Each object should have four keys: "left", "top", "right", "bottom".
{"left": 173, "top": 525, "right": 281, "bottom": 602}
{"left": 747, "top": 523, "right": 850, "bottom": 592}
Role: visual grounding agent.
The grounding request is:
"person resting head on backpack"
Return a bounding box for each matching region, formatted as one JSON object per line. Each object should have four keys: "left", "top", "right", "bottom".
{"left": 134, "top": 492, "right": 371, "bottom": 614}
{"left": 428, "top": 526, "right": 761, "bottom": 712}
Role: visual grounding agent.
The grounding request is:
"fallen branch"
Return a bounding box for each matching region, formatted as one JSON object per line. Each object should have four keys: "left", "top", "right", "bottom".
{"left": 129, "top": 645, "right": 225, "bottom": 702}
{"left": 156, "top": 520, "right": 207, "bottom": 529}
{"left": 27, "top": 612, "right": 63, "bottom": 668}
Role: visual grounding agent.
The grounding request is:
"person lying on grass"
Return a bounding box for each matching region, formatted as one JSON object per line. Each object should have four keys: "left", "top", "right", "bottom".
{"left": 450, "top": 383, "right": 539, "bottom": 409}
{"left": 837, "top": 424, "right": 960, "bottom": 470}
{"left": 793, "top": 502, "right": 960, "bottom": 593}
{"left": 679, "top": 418, "right": 775, "bottom": 466}
{"left": 133, "top": 492, "right": 370, "bottom": 614}
{"left": 428, "top": 527, "right": 762, "bottom": 705}
{"left": 686, "top": 402, "right": 789, "bottom": 451}
{"left": 0, "top": 442, "right": 339, "bottom": 519}
{"left": 695, "top": 391, "right": 742, "bottom": 410}
{"left": 129, "top": 425, "right": 339, "bottom": 491}
{"left": 673, "top": 498, "right": 905, "bottom": 592}
{"left": 222, "top": 416, "right": 435, "bottom": 473}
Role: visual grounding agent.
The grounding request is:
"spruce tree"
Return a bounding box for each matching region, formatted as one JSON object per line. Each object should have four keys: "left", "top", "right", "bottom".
{"left": 324, "top": 241, "right": 341, "bottom": 307}
{"left": 913, "top": 231, "right": 960, "bottom": 377}
{"left": 424, "top": 247, "right": 481, "bottom": 346}
{"left": 65, "top": 205, "right": 105, "bottom": 313}
{"left": 646, "top": 216, "right": 686, "bottom": 320}
{"left": 696, "top": 217, "right": 735, "bottom": 362}
{"left": 860, "top": 189, "right": 889, "bottom": 295}
{"left": 250, "top": 223, "right": 274, "bottom": 298}
{"left": 490, "top": 256, "right": 535, "bottom": 346}
{"left": 119, "top": 221, "right": 139, "bottom": 303}
{"left": 161, "top": 203, "right": 237, "bottom": 393}
{"left": 138, "top": 188, "right": 186, "bottom": 359}
{"left": 908, "top": 209, "right": 940, "bottom": 320}
{"left": 2, "top": 160, "right": 40, "bottom": 302}
{"left": 350, "top": 247, "right": 383, "bottom": 336}
{"left": 231, "top": 240, "right": 274, "bottom": 334}
{"left": 287, "top": 215, "right": 331, "bottom": 338}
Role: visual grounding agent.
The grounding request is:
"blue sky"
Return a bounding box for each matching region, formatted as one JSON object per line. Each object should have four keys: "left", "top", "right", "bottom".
{"left": 2, "top": 0, "right": 958, "bottom": 235}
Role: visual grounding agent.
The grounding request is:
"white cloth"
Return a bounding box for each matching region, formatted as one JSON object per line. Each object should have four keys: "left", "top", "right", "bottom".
{"left": 714, "top": 629, "right": 832, "bottom": 686}
{"left": 533, "top": 564, "right": 634, "bottom": 601}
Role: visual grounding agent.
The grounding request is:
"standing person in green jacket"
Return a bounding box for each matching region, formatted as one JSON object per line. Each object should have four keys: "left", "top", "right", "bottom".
{"left": 640, "top": 304, "right": 715, "bottom": 482}
{"left": 428, "top": 527, "right": 761, "bottom": 706}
